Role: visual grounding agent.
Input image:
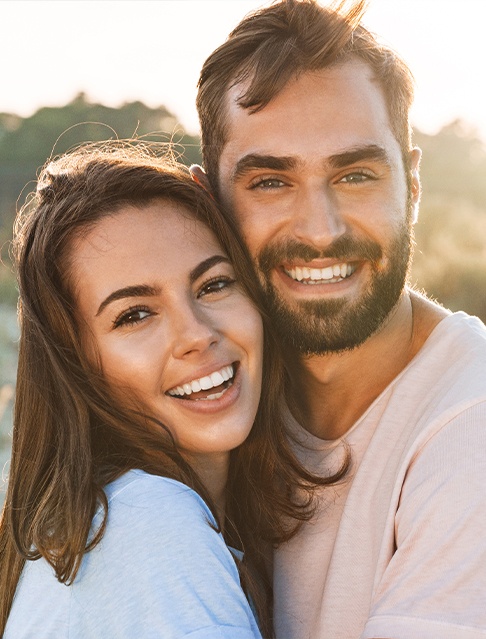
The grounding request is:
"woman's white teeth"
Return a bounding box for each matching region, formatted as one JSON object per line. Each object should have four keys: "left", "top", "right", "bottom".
{"left": 201, "top": 371, "right": 225, "bottom": 390}
{"left": 286, "top": 263, "right": 353, "bottom": 283}
{"left": 205, "top": 389, "right": 227, "bottom": 400}
{"left": 167, "top": 365, "right": 234, "bottom": 398}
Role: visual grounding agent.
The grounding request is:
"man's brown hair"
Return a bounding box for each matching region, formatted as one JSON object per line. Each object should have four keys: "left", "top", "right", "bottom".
{"left": 196, "top": 0, "right": 415, "bottom": 193}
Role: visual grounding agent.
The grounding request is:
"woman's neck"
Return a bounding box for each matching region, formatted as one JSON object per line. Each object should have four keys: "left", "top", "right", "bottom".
{"left": 182, "top": 451, "right": 229, "bottom": 527}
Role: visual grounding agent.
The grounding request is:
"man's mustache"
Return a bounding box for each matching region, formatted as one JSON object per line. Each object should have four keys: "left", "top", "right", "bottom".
{"left": 258, "top": 236, "right": 383, "bottom": 273}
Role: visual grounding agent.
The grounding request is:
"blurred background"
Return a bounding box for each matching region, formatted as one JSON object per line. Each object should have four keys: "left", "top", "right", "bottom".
{"left": 1, "top": 0, "right": 486, "bottom": 494}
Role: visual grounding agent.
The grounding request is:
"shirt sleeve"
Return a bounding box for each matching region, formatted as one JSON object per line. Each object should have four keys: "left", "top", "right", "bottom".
{"left": 74, "top": 472, "right": 263, "bottom": 639}
{"left": 362, "top": 401, "right": 486, "bottom": 639}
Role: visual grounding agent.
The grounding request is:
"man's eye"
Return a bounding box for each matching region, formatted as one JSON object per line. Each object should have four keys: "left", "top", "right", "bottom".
{"left": 338, "top": 172, "right": 374, "bottom": 184}
{"left": 250, "top": 178, "right": 286, "bottom": 190}
{"left": 199, "top": 276, "right": 236, "bottom": 297}
{"left": 113, "top": 307, "right": 152, "bottom": 328}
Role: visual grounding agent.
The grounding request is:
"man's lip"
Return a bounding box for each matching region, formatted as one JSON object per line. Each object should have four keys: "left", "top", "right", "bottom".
{"left": 281, "top": 258, "right": 359, "bottom": 269}
{"left": 273, "top": 261, "right": 363, "bottom": 292}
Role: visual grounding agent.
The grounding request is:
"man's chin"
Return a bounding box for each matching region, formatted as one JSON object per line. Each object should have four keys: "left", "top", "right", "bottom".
{"left": 262, "top": 299, "right": 370, "bottom": 355}
{"left": 257, "top": 228, "right": 412, "bottom": 356}
{"left": 260, "top": 278, "right": 405, "bottom": 356}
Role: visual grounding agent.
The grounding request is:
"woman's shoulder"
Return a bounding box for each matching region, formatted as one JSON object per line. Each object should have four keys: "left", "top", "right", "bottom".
{"left": 99, "top": 469, "right": 218, "bottom": 537}
{"left": 83, "top": 470, "right": 239, "bottom": 607}
{"left": 106, "top": 469, "right": 204, "bottom": 500}
{"left": 6, "top": 476, "right": 259, "bottom": 639}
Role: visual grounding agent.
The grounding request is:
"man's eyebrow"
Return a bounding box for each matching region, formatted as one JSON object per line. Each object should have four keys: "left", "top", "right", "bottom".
{"left": 189, "top": 255, "right": 230, "bottom": 284}
{"left": 327, "top": 145, "right": 391, "bottom": 169}
{"left": 232, "top": 154, "right": 298, "bottom": 182}
{"left": 231, "top": 146, "right": 391, "bottom": 181}
{"left": 96, "top": 284, "right": 159, "bottom": 317}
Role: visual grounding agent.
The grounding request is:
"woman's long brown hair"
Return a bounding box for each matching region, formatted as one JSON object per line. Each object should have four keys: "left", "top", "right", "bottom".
{"left": 0, "top": 143, "right": 348, "bottom": 638}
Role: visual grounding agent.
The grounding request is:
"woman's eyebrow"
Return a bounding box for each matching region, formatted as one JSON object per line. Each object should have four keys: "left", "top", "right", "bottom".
{"left": 189, "top": 255, "right": 230, "bottom": 284}
{"left": 95, "top": 255, "right": 230, "bottom": 316}
{"left": 96, "top": 284, "right": 159, "bottom": 317}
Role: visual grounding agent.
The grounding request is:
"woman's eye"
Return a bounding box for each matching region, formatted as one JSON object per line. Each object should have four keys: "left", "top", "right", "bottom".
{"left": 338, "top": 171, "right": 375, "bottom": 184}
{"left": 113, "top": 307, "right": 152, "bottom": 328}
{"left": 199, "top": 276, "right": 236, "bottom": 297}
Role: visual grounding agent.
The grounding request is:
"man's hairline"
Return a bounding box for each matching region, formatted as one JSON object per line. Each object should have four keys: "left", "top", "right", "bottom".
{"left": 210, "top": 56, "right": 411, "bottom": 192}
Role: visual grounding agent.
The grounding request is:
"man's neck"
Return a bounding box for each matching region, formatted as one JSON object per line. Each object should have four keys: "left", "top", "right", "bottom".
{"left": 285, "top": 291, "right": 448, "bottom": 440}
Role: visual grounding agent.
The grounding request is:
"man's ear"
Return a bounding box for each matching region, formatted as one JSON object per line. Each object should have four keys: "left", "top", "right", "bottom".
{"left": 190, "top": 164, "right": 211, "bottom": 191}
{"left": 409, "top": 147, "right": 422, "bottom": 225}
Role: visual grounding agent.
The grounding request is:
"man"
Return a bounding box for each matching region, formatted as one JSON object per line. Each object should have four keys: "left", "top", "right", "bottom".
{"left": 193, "top": 1, "right": 486, "bottom": 637}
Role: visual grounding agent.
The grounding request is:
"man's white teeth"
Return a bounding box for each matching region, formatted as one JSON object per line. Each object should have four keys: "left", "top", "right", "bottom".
{"left": 167, "top": 365, "right": 234, "bottom": 398}
{"left": 286, "top": 263, "right": 354, "bottom": 283}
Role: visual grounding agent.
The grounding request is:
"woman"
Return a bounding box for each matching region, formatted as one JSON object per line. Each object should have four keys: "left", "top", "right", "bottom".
{"left": 0, "top": 144, "right": 346, "bottom": 638}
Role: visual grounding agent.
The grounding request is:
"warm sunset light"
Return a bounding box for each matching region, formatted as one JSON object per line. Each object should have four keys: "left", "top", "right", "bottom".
{"left": 1, "top": 7, "right": 486, "bottom": 630}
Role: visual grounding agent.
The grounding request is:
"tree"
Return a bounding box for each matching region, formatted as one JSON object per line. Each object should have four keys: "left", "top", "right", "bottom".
{"left": 411, "top": 122, "right": 486, "bottom": 320}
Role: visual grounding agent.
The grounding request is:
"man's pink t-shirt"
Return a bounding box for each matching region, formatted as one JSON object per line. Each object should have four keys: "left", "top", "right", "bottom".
{"left": 274, "top": 312, "right": 486, "bottom": 639}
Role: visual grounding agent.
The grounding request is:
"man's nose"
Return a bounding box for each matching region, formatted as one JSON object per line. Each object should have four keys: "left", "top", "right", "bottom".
{"left": 290, "top": 186, "right": 346, "bottom": 249}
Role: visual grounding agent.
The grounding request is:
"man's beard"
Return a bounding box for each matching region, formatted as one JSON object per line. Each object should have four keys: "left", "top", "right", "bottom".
{"left": 256, "top": 224, "right": 413, "bottom": 356}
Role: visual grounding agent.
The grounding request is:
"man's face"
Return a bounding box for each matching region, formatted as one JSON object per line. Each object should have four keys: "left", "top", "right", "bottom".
{"left": 217, "top": 59, "right": 421, "bottom": 355}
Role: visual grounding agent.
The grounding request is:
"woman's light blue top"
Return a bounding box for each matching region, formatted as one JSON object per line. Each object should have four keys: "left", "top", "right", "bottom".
{"left": 5, "top": 469, "right": 262, "bottom": 638}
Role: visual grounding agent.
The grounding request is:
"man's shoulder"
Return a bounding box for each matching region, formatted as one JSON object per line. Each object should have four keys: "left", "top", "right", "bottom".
{"left": 392, "top": 310, "right": 486, "bottom": 428}
{"left": 411, "top": 290, "right": 486, "bottom": 349}
{"left": 424, "top": 310, "right": 486, "bottom": 362}
{"left": 411, "top": 289, "right": 486, "bottom": 339}
{"left": 451, "top": 310, "right": 486, "bottom": 337}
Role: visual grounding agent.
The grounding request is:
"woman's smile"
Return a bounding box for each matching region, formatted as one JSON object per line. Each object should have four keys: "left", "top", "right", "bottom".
{"left": 165, "top": 362, "right": 242, "bottom": 414}
{"left": 166, "top": 362, "right": 236, "bottom": 399}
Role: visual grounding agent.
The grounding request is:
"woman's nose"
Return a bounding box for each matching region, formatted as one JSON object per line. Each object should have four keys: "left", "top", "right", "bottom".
{"left": 170, "top": 303, "right": 219, "bottom": 359}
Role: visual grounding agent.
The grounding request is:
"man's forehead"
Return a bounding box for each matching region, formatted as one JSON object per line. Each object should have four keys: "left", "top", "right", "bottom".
{"left": 224, "top": 58, "right": 377, "bottom": 114}
{"left": 221, "top": 61, "right": 393, "bottom": 159}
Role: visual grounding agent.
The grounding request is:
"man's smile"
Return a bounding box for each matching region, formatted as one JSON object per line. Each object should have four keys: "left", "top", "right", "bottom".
{"left": 283, "top": 262, "right": 357, "bottom": 285}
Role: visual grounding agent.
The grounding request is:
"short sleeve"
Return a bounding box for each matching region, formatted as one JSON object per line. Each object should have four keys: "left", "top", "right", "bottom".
{"left": 363, "top": 402, "right": 486, "bottom": 639}
{"left": 71, "top": 472, "right": 262, "bottom": 639}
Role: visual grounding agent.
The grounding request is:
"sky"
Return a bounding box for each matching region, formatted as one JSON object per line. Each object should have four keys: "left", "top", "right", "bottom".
{"left": 2, "top": 0, "right": 486, "bottom": 141}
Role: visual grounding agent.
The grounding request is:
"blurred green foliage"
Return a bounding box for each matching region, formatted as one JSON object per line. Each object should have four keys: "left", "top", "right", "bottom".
{"left": 411, "top": 122, "right": 486, "bottom": 320}
{"left": 0, "top": 93, "right": 201, "bottom": 203}
{"left": 0, "top": 93, "right": 202, "bottom": 305}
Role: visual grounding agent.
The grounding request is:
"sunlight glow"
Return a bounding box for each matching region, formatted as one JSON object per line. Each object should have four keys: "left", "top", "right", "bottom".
{"left": 2, "top": 0, "right": 486, "bottom": 140}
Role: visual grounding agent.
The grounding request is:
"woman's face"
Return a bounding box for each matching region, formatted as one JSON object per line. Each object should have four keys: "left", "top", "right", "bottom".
{"left": 70, "top": 199, "right": 263, "bottom": 463}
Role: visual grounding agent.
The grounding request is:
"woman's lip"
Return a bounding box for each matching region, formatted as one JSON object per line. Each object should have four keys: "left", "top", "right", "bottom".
{"left": 166, "top": 365, "right": 242, "bottom": 414}
{"left": 165, "top": 361, "right": 236, "bottom": 396}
